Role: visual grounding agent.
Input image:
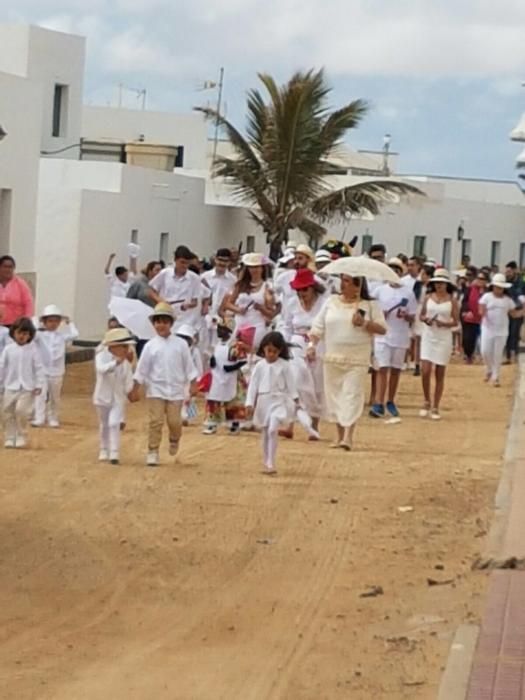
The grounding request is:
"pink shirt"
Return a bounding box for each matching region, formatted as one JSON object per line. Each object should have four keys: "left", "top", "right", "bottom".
{"left": 0, "top": 276, "right": 34, "bottom": 325}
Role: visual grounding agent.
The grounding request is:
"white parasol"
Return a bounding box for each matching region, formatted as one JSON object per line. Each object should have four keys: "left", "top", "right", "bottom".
{"left": 109, "top": 297, "right": 155, "bottom": 340}
{"left": 321, "top": 256, "right": 399, "bottom": 283}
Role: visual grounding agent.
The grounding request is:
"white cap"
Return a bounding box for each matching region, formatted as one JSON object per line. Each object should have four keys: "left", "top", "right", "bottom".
{"left": 40, "top": 304, "right": 63, "bottom": 319}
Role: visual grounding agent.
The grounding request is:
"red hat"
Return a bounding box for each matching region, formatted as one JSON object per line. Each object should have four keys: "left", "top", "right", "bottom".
{"left": 236, "top": 325, "right": 256, "bottom": 347}
{"left": 290, "top": 268, "right": 316, "bottom": 290}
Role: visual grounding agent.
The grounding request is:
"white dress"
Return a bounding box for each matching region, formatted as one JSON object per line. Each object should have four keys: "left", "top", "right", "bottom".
{"left": 420, "top": 297, "right": 453, "bottom": 366}
{"left": 311, "top": 296, "right": 386, "bottom": 427}
{"left": 234, "top": 281, "right": 272, "bottom": 351}
{"left": 245, "top": 357, "right": 298, "bottom": 429}
{"left": 207, "top": 342, "right": 238, "bottom": 403}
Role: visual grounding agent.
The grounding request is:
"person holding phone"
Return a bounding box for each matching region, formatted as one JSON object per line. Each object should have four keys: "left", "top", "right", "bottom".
{"left": 370, "top": 258, "right": 417, "bottom": 419}
{"left": 307, "top": 274, "right": 386, "bottom": 451}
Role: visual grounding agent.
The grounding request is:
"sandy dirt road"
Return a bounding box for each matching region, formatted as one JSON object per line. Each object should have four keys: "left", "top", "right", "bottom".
{"left": 0, "top": 360, "right": 513, "bottom": 699}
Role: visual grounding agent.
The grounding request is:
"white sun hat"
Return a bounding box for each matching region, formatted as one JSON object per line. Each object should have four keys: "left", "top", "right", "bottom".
{"left": 429, "top": 268, "right": 455, "bottom": 285}
{"left": 176, "top": 323, "right": 197, "bottom": 339}
{"left": 490, "top": 272, "right": 511, "bottom": 289}
{"left": 242, "top": 252, "right": 268, "bottom": 267}
{"left": 315, "top": 249, "right": 332, "bottom": 262}
{"left": 278, "top": 250, "right": 295, "bottom": 265}
{"left": 40, "top": 304, "right": 63, "bottom": 319}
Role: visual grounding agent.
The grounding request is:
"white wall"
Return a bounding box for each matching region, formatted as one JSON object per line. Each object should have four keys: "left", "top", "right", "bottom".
{"left": 0, "top": 25, "right": 29, "bottom": 77}
{"left": 82, "top": 106, "right": 208, "bottom": 170}
{"left": 0, "top": 70, "right": 42, "bottom": 272}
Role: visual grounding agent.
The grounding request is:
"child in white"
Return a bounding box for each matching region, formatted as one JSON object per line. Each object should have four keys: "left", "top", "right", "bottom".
{"left": 33, "top": 305, "right": 79, "bottom": 428}
{"left": 176, "top": 324, "right": 203, "bottom": 425}
{"left": 479, "top": 274, "right": 521, "bottom": 386}
{"left": 0, "top": 318, "right": 44, "bottom": 448}
{"left": 245, "top": 332, "right": 299, "bottom": 475}
{"left": 93, "top": 328, "right": 135, "bottom": 464}
{"left": 131, "top": 303, "right": 198, "bottom": 466}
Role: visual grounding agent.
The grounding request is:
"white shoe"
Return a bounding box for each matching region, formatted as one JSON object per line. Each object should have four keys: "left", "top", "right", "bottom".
{"left": 98, "top": 449, "right": 109, "bottom": 462}
{"left": 202, "top": 425, "right": 217, "bottom": 435}
{"left": 31, "top": 421, "right": 44, "bottom": 428}
{"left": 15, "top": 437, "right": 27, "bottom": 448}
{"left": 430, "top": 410, "right": 442, "bottom": 421}
{"left": 146, "top": 451, "right": 160, "bottom": 466}
{"left": 48, "top": 420, "right": 60, "bottom": 428}
{"left": 4, "top": 439, "right": 15, "bottom": 449}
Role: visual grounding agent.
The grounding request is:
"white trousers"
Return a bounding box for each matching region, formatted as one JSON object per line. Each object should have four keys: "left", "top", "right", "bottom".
{"left": 481, "top": 333, "right": 507, "bottom": 381}
{"left": 3, "top": 390, "right": 34, "bottom": 444}
{"left": 96, "top": 404, "right": 122, "bottom": 458}
{"left": 33, "top": 376, "right": 63, "bottom": 425}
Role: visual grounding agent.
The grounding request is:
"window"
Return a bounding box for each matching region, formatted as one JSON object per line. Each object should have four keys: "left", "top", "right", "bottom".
{"left": 175, "top": 146, "right": 184, "bottom": 168}
{"left": 246, "top": 235, "right": 255, "bottom": 253}
{"left": 442, "top": 238, "right": 451, "bottom": 270}
{"left": 362, "top": 234, "right": 373, "bottom": 254}
{"left": 461, "top": 238, "right": 472, "bottom": 261}
{"left": 490, "top": 241, "right": 501, "bottom": 267}
{"left": 520, "top": 242, "right": 525, "bottom": 269}
{"left": 0, "top": 189, "right": 12, "bottom": 252}
{"left": 52, "top": 84, "right": 69, "bottom": 137}
{"left": 130, "top": 229, "right": 139, "bottom": 245}
{"left": 413, "top": 236, "right": 426, "bottom": 257}
{"left": 159, "top": 232, "right": 169, "bottom": 262}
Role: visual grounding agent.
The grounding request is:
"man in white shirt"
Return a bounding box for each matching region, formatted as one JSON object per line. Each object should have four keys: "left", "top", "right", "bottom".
{"left": 370, "top": 257, "right": 417, "bottom": 419}
{"left": 104, "top": 252, "right": 137, "bottom": 300}
{"left": 149, "top": 245, "right": 202, "bottom": 331}
{"left": 201, "top": 249, "right": 237, "bottom": 318}
{"left": 401, "top": 256, "right": 423, "bottom": 291}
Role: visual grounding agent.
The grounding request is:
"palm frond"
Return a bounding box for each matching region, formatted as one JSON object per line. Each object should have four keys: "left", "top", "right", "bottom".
{"left": 311, "top": 180, "right": 425, "bottom": 221}
{"left": 318, "top": 100, "right": 369, "bottom": 156}
{"left": 194, "top": 106, "right": 260, "bottom": 172}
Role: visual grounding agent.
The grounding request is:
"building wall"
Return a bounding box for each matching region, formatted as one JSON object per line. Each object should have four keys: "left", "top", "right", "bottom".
{"left": 0, "top": 25, "right": 30, "bottom": 77}
{"left": 0, "top": 71, "right": 42, "bottom": 272}
{"left": 82, "top": 106, "right": 208, "bottom": 170}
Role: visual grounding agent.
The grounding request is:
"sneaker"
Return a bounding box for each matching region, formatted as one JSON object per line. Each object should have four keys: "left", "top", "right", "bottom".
{"left": 48, "top": 420, "right": 60, "bottom": 428}
{"left": 169, "top": 440, "right": 179, "bottom": 456}
{"left": 15, "top": 437, "right": 27, "bottom": 449}
{"left": 369, "top": 404, "right": 384, "bottom": 418}
{"left": 386, "top": 401, "right": 399, "bottom": 418}
{"left": 146, "top": 451, "right": 160, "bottom": 466}
{"left": 202, "top": 424, "right": 217, "bottom": 435}
{"left": 99, "top": 450, "right": 109, "bottom": 462}
{"left": 430, "top": 409, "right": 442, "bottom": 421}
{"left": 4, "top": 439, "right": 15, "bottom": 449}
{"left": 229, "top": 422, "right": 241, "bottom": 435}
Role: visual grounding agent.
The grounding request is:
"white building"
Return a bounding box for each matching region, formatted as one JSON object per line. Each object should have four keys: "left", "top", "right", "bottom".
{"left": 0, "top": 23, "right": 524, "bottom": 338}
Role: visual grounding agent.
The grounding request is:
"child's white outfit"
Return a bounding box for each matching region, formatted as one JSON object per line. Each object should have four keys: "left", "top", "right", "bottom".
{"left": 33, "top": 321, "right": 79, "bottom": 427}
{"left": 480, "top": 292, "right": 516, "bottom": 382}
{"left": 0, "top": 342, "right": 45, "bottom": 448}
{"left": 182, "top": 344, "right": 203, "bottom": 423}
{"left": 93, "top": 349, "right": 133, "bottom": 462}
{"left": 134, "top": 335, "right": 198, "bottom": 464}
{"left": 245, "top": 357, "right": 298, "bottom": 471}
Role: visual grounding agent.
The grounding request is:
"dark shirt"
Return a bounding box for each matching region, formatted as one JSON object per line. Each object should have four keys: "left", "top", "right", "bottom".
{"left": 126, "top": 275, "right": 156, "bottom": 308}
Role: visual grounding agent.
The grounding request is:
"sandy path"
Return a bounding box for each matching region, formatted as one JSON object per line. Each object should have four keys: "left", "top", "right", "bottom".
{"left": 0, "top": 360, "right": 513, "bottom": 699}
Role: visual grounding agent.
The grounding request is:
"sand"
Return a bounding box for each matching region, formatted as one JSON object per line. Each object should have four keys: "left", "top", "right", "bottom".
{"left": 0, "top": 359, "right": 513, "bottom": 699}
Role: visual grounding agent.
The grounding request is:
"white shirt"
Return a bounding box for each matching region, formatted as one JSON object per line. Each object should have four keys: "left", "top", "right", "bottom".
{"left": 184, "top": 281, "right": 212, "bottom": 330}
{"left": 106, "top": 274, "right": 132, "bottom": 300}
{"left": 373, "top": 284, "right": 418, "bottom": 349}
{"left": 201, "top": 268, "right": 237, "bottom": 316}
{"left": 245, "top": 357, "right": 298, "bottom": 406}
{"left": 35, "top": 322, "right": 79, "bottom": 377}
{"left": 480, "top": 292, "right": 516, "bottom": 337}
{"left": 0, "top": 342, "right": 45, "bottom": 392}
{"left": 93, "top": 349, "right": 134, "bottom": 408}
{"left": 149, "top": 267, "right": 202, "bottom": 328}
{"left": 134, "top": 334, "right": 198, "bottom": 400}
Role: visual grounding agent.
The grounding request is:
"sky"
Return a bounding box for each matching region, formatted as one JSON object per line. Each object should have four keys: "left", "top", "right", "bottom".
{"left": 4, "top": 0, "right": 525, "bottom": 180}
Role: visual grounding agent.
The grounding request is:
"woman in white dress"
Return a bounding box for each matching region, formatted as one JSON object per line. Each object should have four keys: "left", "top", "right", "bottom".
{"left": 307, "top": 275, "right": 386, "bottom": 450}
{"left": 223, "top": 253, "right": 275, "bottom": 351}
{"left": 280, "top": 268, "right": 329, "bottom": 435}
{"left": 419, "top": 269, "right": 460, "bottom": 420}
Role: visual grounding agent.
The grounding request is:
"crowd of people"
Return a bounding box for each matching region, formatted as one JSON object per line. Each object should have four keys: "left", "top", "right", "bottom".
{"left": 0, "top": 242, "right": 524, "bottom": 475}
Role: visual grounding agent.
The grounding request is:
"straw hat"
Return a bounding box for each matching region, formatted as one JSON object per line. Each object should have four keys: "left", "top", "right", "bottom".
{"left": 150, "top": 302, "right": 175, "bottom": 320}
{"left": 242, "top": 252, "right": 267, "bottom": 267}
{"left": 429, "top": 268, "right": 454, "bottom": 284}
{"left": 103, "top": 328, "right": 135, "bottom": 346}
{"left": 490, "top": 273, "right": 511, "bottom": 289}
{"left": 388, "top": 257, "right": 405, "bottom": 273}
{"left": 40, "top": 304, "right": 63, "bottom": 319}
{"left": 290, "top": 268, "right": 317, "bottom": 290}
{"left": 295, "top": 244, "right": 314, "bottom": 259}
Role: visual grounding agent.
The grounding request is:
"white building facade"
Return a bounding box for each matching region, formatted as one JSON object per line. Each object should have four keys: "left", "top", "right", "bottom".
{"left": 0, "top": 24, "right": 524, "bottom": 338}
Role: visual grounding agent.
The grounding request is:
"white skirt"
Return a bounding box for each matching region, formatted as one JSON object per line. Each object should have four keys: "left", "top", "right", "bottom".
{"left": 323, "top": 361, "right": 367, "bottom": 427}
{"left": 252, "top": 392, "right": 296, "bottom": 429}
{"left": 420, "top": 328, "right": 452, "bottom": 366}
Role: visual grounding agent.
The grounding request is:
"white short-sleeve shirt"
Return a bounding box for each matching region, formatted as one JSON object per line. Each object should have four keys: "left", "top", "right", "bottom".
{"left": 373, "top": 284, "right": 418, "bottom": 349}
{"left": 480, "top": 292, "right": 515, "bottom": 337}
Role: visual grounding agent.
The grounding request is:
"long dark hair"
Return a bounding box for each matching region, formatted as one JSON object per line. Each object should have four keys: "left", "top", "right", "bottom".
{"left": 257, "top": 331, "right": 290, "bottom": 360}
{"left": 426, "top": 280, "right": 455, "bottom": 295}
{"left": 235, "top": 264, "right": 269, "bottom": 294}
{"left": 341, "top": 276, "right": 372, "bottom": 300}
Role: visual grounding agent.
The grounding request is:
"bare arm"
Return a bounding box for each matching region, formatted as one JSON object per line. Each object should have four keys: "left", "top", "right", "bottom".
{"left": 105, "top": 253, "right": 116, "bottom": 276}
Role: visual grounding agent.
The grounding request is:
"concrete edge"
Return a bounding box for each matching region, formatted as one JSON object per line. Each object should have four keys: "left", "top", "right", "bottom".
{"left": 437, "top": 624, "right": 479, "bottom": 700}
{"left": 482, "top": 352, "right": 525, "bottom": 562}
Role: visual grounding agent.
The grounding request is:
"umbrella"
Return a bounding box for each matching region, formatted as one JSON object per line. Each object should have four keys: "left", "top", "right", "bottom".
{"left": 321, "top": 256, "right": 400, "bottom": 283}
{"left": 109, "top": 297, "right": 155, "bottom": 340}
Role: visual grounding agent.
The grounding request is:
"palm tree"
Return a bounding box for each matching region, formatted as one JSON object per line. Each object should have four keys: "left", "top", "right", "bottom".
{"left": 196, "top": 69, "right": 423, "bottom": 259}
